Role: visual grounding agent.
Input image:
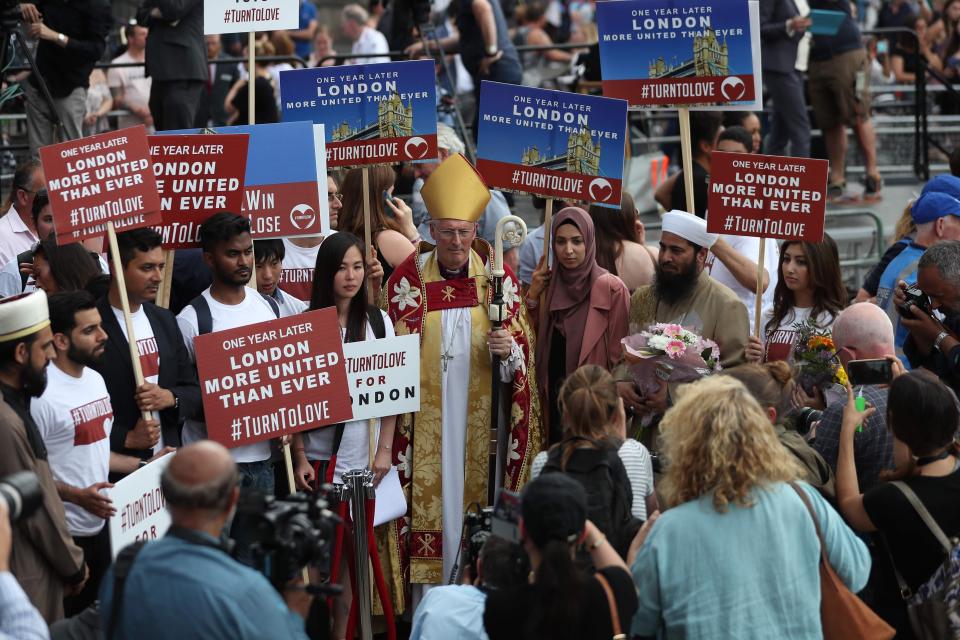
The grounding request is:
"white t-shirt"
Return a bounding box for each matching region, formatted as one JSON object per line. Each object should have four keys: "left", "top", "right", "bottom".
{"left": 302, "top": 310, "right": 394, "bottom": 483}
{"left": 280, "top": 237, "right": 321, "bottom": 302}
{"left": 707, "top": 236, "right": 780, "bottom": 335}
{"left": 529, "top": 439, "right": 655, "bottom": 521}
{"left": 274, "top": 289, "right": 308, "bottom": 318}
{"left": 107, "top": 52, "right": 152, "bottom": 131}
{"left": 177, "top": 288, "right": 279, "bottom": 463}
{"left": 349, "top": 27, "right": 390, "bottom": 65}
{"left": 31, "top": 364, "right": 113, "bottom": 536}
{"left": 760, "top": 307, "right": 836, "bottom": 364}
{"left": 112, "top": 305, "right": 164, "bottom": 452}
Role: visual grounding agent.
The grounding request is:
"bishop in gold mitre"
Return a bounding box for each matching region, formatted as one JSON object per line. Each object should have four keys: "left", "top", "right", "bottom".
{"left": 379, "top": 154, "right": 541, "bottom": 611}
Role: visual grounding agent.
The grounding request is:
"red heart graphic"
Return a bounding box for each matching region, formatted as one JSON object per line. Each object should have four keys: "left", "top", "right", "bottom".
{"left": 720, "top": 78, "right": 746, "bottom": 101}
{"left": 591, "top": 183, "right": 612, "bottom": 202}
{"left": 406, "top": 140, "right": 427, "bottom": 159}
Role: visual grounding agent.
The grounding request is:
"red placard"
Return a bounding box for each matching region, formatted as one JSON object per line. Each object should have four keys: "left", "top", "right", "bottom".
{"left": 706, "top": 151, "right": 829, "bottom": 242}
{"left": 194, "top": 308, "right": 352, "bottom": 448}
{"left": 41, "top": 126, "right": 162, "bottom": 244}
{"left": 149, "top": 134, "right": 249, "bottom": 249}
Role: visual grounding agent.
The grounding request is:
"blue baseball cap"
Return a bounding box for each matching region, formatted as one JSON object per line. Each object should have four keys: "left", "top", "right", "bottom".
{"left": 921, "top": 174, "right": 960, "bottom": 200}
{"left": 911, "top": 191, "right": 960, "bottom": 224}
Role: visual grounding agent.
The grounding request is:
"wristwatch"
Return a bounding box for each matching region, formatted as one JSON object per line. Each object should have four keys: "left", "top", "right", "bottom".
{"left": 57, "top": 32, "right": 66, "bottom": 45}
{"left": 935, "top": 330, "right": 950, "bottom": 351}
{"left": 486, "top": 44, "right": 498, "bottom": 56}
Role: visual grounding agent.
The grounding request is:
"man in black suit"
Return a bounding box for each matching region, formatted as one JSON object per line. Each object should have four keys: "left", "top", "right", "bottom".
{"left": 91, "top": 228, "right": 200, "bottom": 475}
{"left": 195, "top": 35, "right": 242, "bottom": 128}
{"left": 760, "top": 0, "right": 811, "bottom": 158}
{"left": 142, "top": 0, "right": 207, "bottom": 130}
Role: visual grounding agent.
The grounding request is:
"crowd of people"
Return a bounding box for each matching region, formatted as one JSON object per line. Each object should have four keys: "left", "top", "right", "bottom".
{"left": 0, "top": 0, "right": 959, "bottom": 639}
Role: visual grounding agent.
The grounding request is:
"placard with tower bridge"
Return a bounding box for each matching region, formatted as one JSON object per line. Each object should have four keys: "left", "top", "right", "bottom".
{"left": 278, "top": 60, "right": 438, "bottom": 168}
{"left": 475, "top": 81, "right": 628, "bottom": 207}
{"left": 596, "top": 0, "right": 761, "bottom": 110}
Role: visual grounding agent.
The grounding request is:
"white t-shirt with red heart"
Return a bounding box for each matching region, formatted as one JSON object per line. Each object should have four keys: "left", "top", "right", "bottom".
{"left": 31, "top": 364, "right": 113, "bottom": 536}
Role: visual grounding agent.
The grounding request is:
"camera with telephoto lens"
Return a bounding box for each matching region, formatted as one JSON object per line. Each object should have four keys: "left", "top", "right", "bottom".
{"left": 897, "top": 284, "right": 933, "bottom": 318}
{"left": 234, "top": 489, "right": 340, "bottom": 591}
{"left": 794, "top": 407, "right": 823, "bottom": 437}
{"left": 0, "top": 471, "right": 42, "bottom": 524}
{"left": 461, "top": 505, "right": 494, "bottom": 579}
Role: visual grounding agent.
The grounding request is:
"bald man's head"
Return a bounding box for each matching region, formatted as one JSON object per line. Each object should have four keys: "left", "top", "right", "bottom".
{"left": 161, "top": 442, "right": 239, "bottom": 517}
{"left": 832, "top": 302, "right": 895, "bottom": 362}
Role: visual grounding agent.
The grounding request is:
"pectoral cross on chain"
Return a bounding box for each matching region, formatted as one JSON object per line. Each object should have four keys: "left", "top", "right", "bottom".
{"left": 440, "top": 352, "right": 453, "bottom": 372}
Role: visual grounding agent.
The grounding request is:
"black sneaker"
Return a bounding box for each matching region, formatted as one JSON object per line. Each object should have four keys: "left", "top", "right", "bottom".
{"left": 827, "top": 182, "right": 859, "bottom": 204}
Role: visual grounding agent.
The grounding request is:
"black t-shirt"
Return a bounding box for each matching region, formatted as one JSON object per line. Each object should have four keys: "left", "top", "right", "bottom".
{"left": 670, "top": 163, "right": 709, "bottom": 218}
{"left": 862, "top": 465, "right": 960, "bottom": 592}
{"left": 483, "top": 566, "right": 638, "bottom": 640}
{"left": 862, "top": 239, "right": 910, "bottom": 296}
{"left": 231, "top": 76, "right": 279, "bottom": 125}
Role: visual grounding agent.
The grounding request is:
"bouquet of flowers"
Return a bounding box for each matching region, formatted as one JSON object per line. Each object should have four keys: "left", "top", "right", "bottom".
{"left": 791, "top": 318, "right": 848, "bottom": 395}
{"left": 621, "top": 323, "right": 722, "bottom": 397}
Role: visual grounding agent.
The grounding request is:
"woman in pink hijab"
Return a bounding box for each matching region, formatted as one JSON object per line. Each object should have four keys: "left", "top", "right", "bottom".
{"left": 528, "top": 207, "right": 630, "bottom": 444}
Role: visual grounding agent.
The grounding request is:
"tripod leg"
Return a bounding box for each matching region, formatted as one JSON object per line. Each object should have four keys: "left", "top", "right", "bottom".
{"left": 418, "top": 24, "right": 476, "bottom": 162}
{"left": 11, "top": 30, "right": 68, "bottom": 145}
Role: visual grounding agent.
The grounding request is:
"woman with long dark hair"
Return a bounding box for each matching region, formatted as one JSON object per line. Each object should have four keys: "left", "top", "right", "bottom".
{"left": 836, "top": 370, "right": 960, "bottom": 636}
{"left": 32, "top": 236, "right": 103, "bottom": 294}
{"left": 746, "top": 234, "right": 847, "bottom": 364}
{"left": 483, "top": 473, "right": 638, "bottom": 640}
{"left": 291, "top": 231, "right": 393, "bottom": 639}
{"left": 588, "top": 192, "right": 654, "bottom": 292}
{"left": 338, "top": 165, "right": 419, "bottom": 282}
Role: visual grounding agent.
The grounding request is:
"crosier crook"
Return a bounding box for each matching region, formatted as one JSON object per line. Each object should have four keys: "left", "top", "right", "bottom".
{"left": 488, "top": 215, "right": 528, "bottom": 506}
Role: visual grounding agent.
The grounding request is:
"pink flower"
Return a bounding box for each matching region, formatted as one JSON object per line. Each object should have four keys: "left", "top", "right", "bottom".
{"left": 665, "top": 339, "right": 687, "bottom": 358}
{"left": 662, "top": 324, "right": 684, "bottom": 338}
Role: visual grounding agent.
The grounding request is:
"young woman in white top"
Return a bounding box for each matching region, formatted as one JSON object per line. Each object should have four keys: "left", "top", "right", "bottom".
{"left": 747, "top": 234, "right": 847, "bottom": 365}
{"left": 291, "top": 231, "right": 395, "bottom": 640}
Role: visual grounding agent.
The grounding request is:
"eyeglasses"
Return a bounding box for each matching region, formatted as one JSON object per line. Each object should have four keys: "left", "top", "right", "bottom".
{"left": 328, "top": 192, "right": 342, "bottom": 203}
{"left": 434, "top": 228, "right": 475, "bottom": 241}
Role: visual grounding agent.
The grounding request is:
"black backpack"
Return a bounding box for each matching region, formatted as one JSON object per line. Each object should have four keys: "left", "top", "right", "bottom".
{"left": 541, "top": 438, "right": 642, "bottom": 558}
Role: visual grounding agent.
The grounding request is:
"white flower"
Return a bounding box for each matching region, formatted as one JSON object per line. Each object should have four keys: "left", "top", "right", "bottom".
{"left": 396, "top": 446, "right": 410, "bottom": 476}
{"left": 390, "top": 277, "right": 421, "bottom": 311}
{"left": 502, "top": 276, "right": 520, "bottom": 309}
{"left": 508, "top": 436, "right": 521, "bottom": 462}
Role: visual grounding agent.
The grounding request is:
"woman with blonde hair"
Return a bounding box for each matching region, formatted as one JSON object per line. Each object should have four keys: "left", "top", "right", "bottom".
{"left": 337, "top": 165, "right": 419, "bottom": 281}
{"left": 530, "top": 365, "right": 658, "bottom": 523}
{"left": 629, "top": 375, "right": 871, "bottom": 639}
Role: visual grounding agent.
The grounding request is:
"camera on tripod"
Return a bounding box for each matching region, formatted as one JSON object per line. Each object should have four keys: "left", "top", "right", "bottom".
{"left": 234, "top": 489, "right": 341, "bottom": 592}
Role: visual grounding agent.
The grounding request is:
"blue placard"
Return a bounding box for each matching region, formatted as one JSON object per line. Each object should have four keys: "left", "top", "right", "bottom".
{"left": 597, "top": 0, "right": 759, "bottom": 109}
{"left": 476, "top": 81, "right": 628, "bottom": 207}
{"left": 279, "top": 60, "right": 439, "bottom": 167}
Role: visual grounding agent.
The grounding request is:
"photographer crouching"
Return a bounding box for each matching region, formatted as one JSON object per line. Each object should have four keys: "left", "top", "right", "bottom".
{"left": 18, "top": 0, "right": 112, "bottom": 156}
{"left": 897, "top": 241, "right": 960, "bottom": 393}
{"left": 99, "top": 442, "right": 312, "bottom": 639}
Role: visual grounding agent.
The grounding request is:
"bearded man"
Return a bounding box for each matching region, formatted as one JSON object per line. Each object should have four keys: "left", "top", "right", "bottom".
{"left": 617, "top": 211, "right": 749, "bottom": 416}
{"left": 0, "top": 290, "right": 87, "bottom": 622}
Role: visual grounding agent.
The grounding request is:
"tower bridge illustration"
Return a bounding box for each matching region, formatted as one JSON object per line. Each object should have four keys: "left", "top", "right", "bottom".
{"left": 330, "top": 92, "right": 415, "bottom": 142}
{"left": 648, "top": 28, "right": 729, "bottom": 79}
{"left": 520, "top": 125, "right": 602, "bottom": 174}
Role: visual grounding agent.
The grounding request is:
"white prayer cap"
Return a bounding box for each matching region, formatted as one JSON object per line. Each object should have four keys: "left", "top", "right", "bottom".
{"left": 661, "top": 210, "right": 718, "bottom": 249}
{"left": 0, "top": 290, "right": 49, "bottom": 343}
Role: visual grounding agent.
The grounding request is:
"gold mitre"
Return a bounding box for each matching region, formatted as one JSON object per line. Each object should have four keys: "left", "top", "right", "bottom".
{"left": 421, "top": 153, "right": 490, "bottom": 223}
{"left": 0, "top": 290, "right": 49, "bottom": 342}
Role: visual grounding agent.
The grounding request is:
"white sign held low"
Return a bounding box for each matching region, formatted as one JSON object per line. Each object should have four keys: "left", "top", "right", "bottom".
{"left": 107, "top": 453, "right": 174, "bottom": 558}
{"left": 343, "top": 334, "right": 420, "bottom": 422}
{"left": 204, "top": 0, "right": 298, "bottom": 34}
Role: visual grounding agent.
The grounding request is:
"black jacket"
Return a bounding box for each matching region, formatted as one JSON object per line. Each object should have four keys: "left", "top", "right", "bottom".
{"left": 92, "top": 297, "right": 201, "bottom": 462}
{"left": 33, "top": 0, "right": 111, "bottom": 97}
{"left": 143, "top": 0, "right": 207, "bottom": 82}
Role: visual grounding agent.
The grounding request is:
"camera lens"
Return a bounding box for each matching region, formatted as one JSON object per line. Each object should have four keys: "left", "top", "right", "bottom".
{"left": 0, "top": 471, "right": 43, "bottom": 524}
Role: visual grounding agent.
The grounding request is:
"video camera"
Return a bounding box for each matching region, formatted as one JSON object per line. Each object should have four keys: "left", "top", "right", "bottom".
{"left": 234, "top": 489, "right": 341, "bottom": 592}
{"left": 0, "top": 471, "right": 42, "bottom": 524}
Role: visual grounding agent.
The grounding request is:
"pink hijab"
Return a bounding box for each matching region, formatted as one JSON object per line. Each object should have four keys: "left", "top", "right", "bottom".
{"left": 536, "top": 207, "right": 607, "bottom": 393}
